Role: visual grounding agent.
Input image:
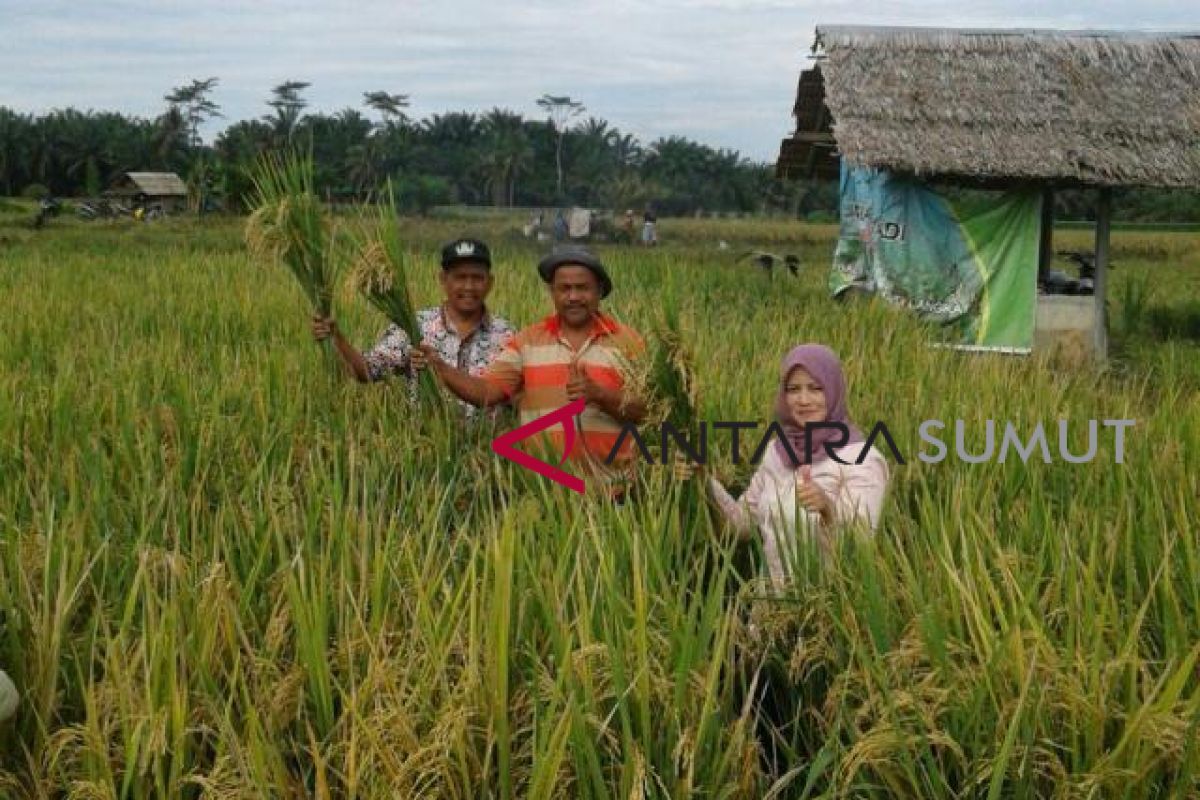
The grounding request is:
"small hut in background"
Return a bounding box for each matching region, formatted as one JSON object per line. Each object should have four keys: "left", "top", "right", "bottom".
{"left": 106, "top": 172, "right": 189, "bottom": 213}
{"left": 778, "top": 26, "right": 1200, "bottom": 360}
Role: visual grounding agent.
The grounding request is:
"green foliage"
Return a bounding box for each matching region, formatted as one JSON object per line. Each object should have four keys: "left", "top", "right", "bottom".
{"left": 6, "top": 99, "right": 1200, "bottom": 222}
{"left": 393, "top": 173, "right": 454, "bottom": 215}
{"left": 0, "top": 216, "right": 1197, "bottom": 797}
{"left": 0, "top": 102, "right": 792, "bottom": 215}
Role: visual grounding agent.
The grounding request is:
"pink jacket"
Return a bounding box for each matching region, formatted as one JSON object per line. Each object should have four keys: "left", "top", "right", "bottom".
{"left": 710, "top": 444, "right": 889, "bottom": 587}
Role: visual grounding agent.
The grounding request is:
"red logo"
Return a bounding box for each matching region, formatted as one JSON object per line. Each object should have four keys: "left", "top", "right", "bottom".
{"left": 490, "top": 399, "right": 586, "bottom": 494}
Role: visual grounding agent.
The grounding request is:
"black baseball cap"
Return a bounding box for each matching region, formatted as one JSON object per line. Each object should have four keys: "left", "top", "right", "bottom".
{"left": 441, "top": 238, "right": 492, "bottom": 270}
{"left": 537, "top": 247, "right": 612, "bottom": 298}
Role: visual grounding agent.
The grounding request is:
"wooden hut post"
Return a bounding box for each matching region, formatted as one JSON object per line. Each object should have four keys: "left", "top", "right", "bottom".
{"left": 1038, "top": 186, "right": 1055, "bottom": 285}
{"left": 1093, "top": 187, "right": 1112, "bottom": 360}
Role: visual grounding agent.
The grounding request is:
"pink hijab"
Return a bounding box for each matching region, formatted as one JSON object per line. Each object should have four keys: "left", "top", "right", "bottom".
{"left": 773, "top": 344, "right": 864, "bottom": 468}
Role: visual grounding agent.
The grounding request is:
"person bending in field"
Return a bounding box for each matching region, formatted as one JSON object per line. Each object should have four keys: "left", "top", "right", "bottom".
{"left": 689, "top": 344, "right": 889, "bottom": 588}
{"left": 414, "top": 247, "right": 648, "bottom": 500}
{"left": 311, "top": 238, "right": 516, "bottom": 421}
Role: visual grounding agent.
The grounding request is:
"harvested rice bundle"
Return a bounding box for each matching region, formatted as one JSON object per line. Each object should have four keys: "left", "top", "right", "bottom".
{"left": 349, "top": 184, "right": 445, "bottom": 415}
{"left": 649, "top": 305, "right": 700, "bottom": 435}
{"left": 244, "top": 150, "right": 338, "bottom": 319}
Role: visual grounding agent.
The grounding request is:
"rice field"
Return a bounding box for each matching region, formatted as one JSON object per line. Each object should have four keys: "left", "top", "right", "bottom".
{"left": 1, "top": 204, "right": 1198, "bottom": 798}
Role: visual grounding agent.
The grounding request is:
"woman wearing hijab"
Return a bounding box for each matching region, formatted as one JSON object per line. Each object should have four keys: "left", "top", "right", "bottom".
{"left": 708, "top": 344, "right": 889, "bottom": 586}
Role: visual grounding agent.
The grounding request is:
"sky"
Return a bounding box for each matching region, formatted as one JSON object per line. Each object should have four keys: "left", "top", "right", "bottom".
{"left": 1, "top": 0, "right": 1195, "bottom": 163}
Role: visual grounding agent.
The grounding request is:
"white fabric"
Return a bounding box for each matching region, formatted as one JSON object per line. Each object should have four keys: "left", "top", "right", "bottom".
{"left": 568, "top": 208, "right": 591, "bottom": 238}
{"left": 710, "top": 444, "right": 889, "bottom": 587}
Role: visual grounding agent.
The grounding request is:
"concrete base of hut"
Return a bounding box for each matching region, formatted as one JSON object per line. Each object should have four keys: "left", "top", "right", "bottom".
{"left": 1035, "top": 295, "right": 1099, "bottom": 365}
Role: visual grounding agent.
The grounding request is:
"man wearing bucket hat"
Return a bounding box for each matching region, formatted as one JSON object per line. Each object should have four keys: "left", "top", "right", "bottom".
{"left": 312, "top": 237, "right": 516, "bottom": 421}
{"left": 415, "top": 246, "right": 647, "bottom": 497}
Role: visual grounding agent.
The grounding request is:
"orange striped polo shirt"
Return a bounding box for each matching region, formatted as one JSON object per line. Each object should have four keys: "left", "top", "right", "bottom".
{"left": 482, "top": 313, "right": 646, "bottom": 489}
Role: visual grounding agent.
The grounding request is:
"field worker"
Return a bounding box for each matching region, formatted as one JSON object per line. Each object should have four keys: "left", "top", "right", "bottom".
{"left": 641, "top": 206, "right": 658, "bottom": 246}
{"left": 687, "top": 344, "right": 889, "bottom": 588}
{"left": 311, "top": 237, "right": 516, "bottom": 421}
{"left": 415, "top": 247, "right": 648, "bottom": 499}
{"left": 621, "top": 209, "right": 636, "bottom": 245}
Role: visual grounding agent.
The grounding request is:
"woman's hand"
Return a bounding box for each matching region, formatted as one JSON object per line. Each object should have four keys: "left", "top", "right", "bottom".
{"left": 672, "top": 451, "right": 702, "bottom": 481}
{"left": 795, "top": 465, "right": 834, "bottom": 523}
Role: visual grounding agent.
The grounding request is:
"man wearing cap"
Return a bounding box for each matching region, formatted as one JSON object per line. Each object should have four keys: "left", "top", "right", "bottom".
{"left": 415, "top": 247, "right": 648, "bottom": 497}
{"left": 312, "top": 238, "right": 516, "bottom": 421}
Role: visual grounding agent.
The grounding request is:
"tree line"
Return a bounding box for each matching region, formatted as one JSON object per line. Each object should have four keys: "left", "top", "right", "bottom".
{"left": 1, "top": 78, "right": 1195, "bottom": 220}
{"left": 0, "top": 79, "right": 823, "bottom": 216}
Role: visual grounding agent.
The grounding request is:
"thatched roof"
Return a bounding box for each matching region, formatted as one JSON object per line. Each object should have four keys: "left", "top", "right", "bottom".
{"left": 779, "top": 26, "right": 1200, "bottom": 188}
{"left": 777, "top": 68, "right": 840, "bottom": 181}
{"left": 114, "top": 172, "right": 188, "bottom": 196}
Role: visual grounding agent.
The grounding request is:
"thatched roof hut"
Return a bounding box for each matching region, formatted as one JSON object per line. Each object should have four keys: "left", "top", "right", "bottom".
{"left": 778, "top": 26, "right": 1200, "bottom": 188}
{"left": 109, "top": 172, "right": 189, "bottom": 198}
{"left": 105, "top": 171, "right": 188, "bottom": 213}
{"left": 777, "top": 26, "right": 1200, "bottom": 361}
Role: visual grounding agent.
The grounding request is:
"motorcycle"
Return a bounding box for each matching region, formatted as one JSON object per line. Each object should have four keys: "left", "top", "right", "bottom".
{"left": 1041, "top": 249, "right": 1115, "bottom": 296}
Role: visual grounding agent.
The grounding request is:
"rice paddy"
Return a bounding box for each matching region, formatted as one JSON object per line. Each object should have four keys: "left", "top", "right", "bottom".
{"left": 0, "top": 203, "right": 1198, "bottom": 798}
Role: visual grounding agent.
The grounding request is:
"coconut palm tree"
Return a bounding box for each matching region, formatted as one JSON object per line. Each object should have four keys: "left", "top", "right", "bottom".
{"left": 264, "top": 81, "right": 311, "bottom": 145}
{"left": 480, "top": 109, "right": 533, "bottom": 206}
{"left": 416, "top": 112, "right": 483, "bottom": 203}
{"left": 153, "top": 106, "right": 190, "bottom": 170}
{"left": 535, "top": 94, "right": 584, "bottom": 199}
{"left": 0, "top": 109, "right": 32, "bottom": 195}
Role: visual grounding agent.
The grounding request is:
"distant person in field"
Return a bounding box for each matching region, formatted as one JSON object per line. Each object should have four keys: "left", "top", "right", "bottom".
{"left": 698, "top": 344, "right": 889, "bottom": 586}
{"left": 414, "top": 247, "right": 648, "bottom": 499}
{"left": 311, "top": 238, "right": 516, "bottom": 421}
{"left": 641, "top": 206, "right": 658, "bottom": 246}
{"left": 621, "top": 209, "right": 636, "bottom": 245}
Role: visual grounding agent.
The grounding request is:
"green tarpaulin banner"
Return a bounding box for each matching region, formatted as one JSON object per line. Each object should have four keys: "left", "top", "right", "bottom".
{"left": 832, "top": 163, "right": 1041, "bottom": 352}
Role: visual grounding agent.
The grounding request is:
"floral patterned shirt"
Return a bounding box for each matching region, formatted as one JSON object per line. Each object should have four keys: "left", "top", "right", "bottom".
{"left": 362, "top": 305, "right": 516, "bottom": 420}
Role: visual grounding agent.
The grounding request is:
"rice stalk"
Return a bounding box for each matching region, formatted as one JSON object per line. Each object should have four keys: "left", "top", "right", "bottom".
{"left": 646, "top": 290, "right": 713, "bottom": 574}
{"left": 244, "top": 148, "right": 342, "bottom": 379}
{"left": 349, "top": 182, "right": 446, "bottom": 418}
{"left": 244, "top": 149, "right": 338, "bottom": 318}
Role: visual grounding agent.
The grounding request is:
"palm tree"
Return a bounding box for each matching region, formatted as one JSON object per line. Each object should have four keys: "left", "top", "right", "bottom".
{"left": 480, "top": 109, "right": 533, "bottom": 206}
{"left": 213, "top": 119, "right": 274, "bottom": 209}
{"left": 567, "top": 117, "right": 621, "bottom": 202}
{"left": 164, "top": 77, "right": 221, "bottom": 148}
{"left": 0, "top": 109, "right": 31, "bottom": 195}
{"left": 363, "top": 91, "right": 410, "bottom": 127}
{"left": 611, "top": 132, "right": 643, "bottom": 172}
{"left": 535, "top": 94, "right": 584, "bottom": 199}
{"left": 417, "top": 112, "right": 482, "bottom": 203}
{"left": 60, "top": 110, "right": 114, "bottom": 195}
{"left": 264, "top": 81, "right": 311, "bottom": 145}
{"left": 604, "top": 172, "right": 660, "bottom": 214}
{"left": 153, "top": 106, "right": 189, "bottom": 170}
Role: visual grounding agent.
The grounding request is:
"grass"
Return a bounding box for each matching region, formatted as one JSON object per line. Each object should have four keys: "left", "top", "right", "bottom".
{"left": 0, "top": 204, "right": 1197, "bottom": 798}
